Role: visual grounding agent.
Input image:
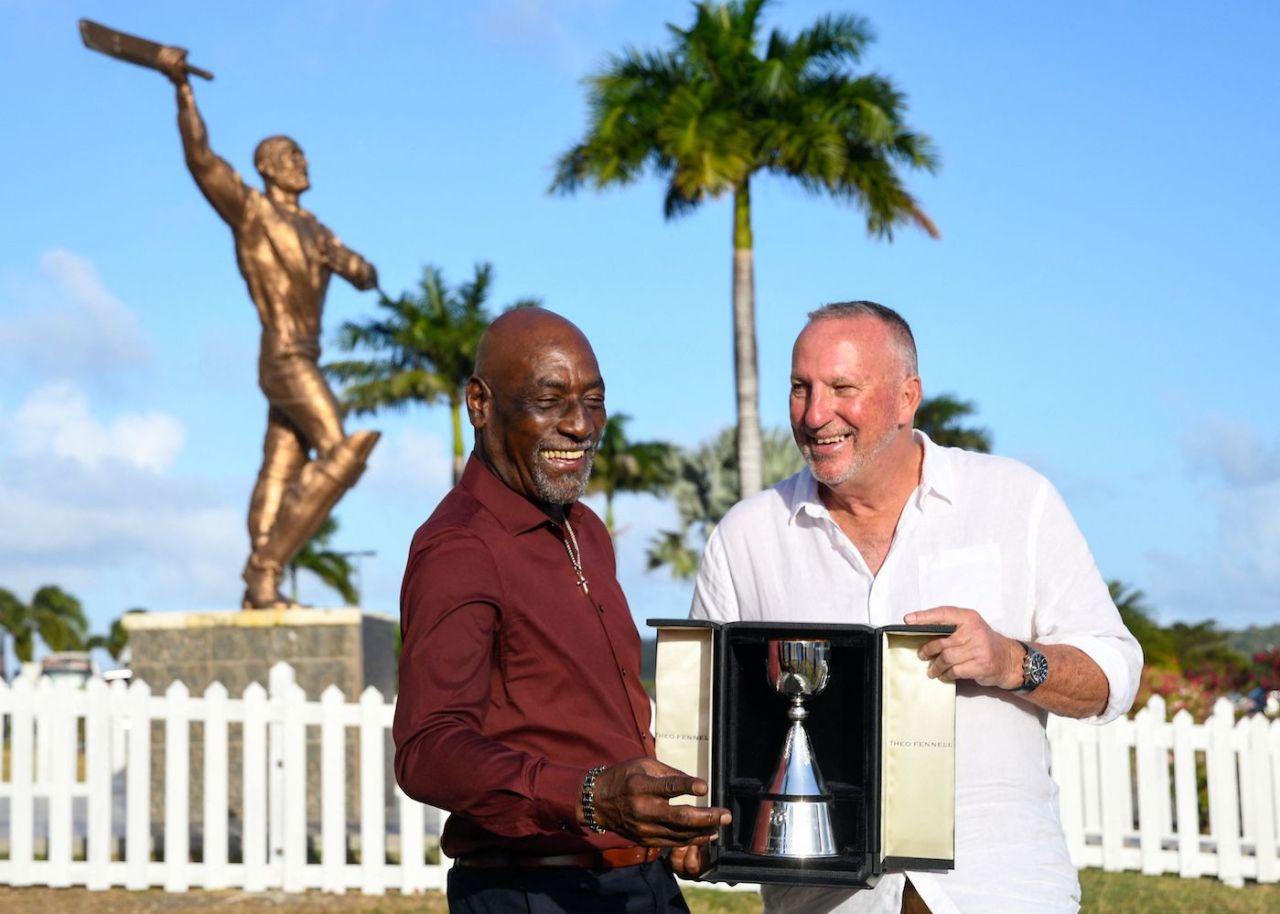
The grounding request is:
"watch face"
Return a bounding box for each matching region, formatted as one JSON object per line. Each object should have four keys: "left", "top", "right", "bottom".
{"left": 1026, "top": 648, "right": 1049, "bottom": 686}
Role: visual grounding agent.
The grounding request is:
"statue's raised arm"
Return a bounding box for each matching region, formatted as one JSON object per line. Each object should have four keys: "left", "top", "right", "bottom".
{"left": 156, "top": 46, "right": 248, "bottom": 227}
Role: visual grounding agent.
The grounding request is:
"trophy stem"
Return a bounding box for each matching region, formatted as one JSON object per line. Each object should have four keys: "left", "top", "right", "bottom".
{"left": 766, "top": 719, "right": 828, "bottom": 796}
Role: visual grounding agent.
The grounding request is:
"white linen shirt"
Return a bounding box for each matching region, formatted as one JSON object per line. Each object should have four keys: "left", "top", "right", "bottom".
{"left": 690, "top": 432, "right": 1142, "bottom": 914}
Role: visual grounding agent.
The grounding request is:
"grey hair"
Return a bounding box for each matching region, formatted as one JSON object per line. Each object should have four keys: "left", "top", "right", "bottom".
{"left": 806, "top": 300, "right": 918, "bottom": 377}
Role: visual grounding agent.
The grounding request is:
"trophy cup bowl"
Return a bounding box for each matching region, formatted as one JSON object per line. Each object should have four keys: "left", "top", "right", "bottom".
{"left": 749, "top": 639, "right": 838, "bottom": 857}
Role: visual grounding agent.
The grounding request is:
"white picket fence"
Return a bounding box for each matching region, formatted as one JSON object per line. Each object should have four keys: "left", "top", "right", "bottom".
{"left": 1049, "top": 694, "right": 1280, "bottom": 887}
{"left": 3, "top": 670, "right": 1279, "bottom": 894}
{"left": 0, "top": 662, "right": 447, "bottom": 894}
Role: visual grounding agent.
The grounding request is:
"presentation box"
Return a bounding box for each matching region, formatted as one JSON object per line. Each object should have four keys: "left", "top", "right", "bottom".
{"left": 650, "top": 619, "right": 956, "bottom": 888}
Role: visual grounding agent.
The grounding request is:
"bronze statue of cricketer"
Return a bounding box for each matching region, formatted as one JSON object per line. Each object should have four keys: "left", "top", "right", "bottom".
{"left": 81, "top": 21, "right": 381, "bottom": 608}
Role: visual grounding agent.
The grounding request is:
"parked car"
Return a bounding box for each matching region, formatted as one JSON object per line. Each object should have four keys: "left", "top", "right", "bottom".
{"left": 39, "top": 651, "right": 98, "bottom": 686}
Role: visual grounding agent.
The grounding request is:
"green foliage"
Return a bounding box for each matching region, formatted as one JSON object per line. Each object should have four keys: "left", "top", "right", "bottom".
{"left": 553, "top": 0, "right": 938, "bottom": 499}
{"left": 1110, "top": 578, "right": 1265, "bottom": 718}
{"left": 0, "top": 585, "right": 90, "bottom": 662}
{"left": 1110, "top": 579, "right": 1252, "bottom": 682}
{"left": 326, "top": 263, "right": 539, "bottom": 484}
{"left": 85, "top": 608, "right": 144, "bottom": 663}
{"left": 1108, "top": 580, "right": 1177, "bottom": 670}
{"left": 915, "top": 394, "right": 992, "bottom": 452}
{"left": 0, "top": 588, "right": 24, "bottom": 661}
{"left": 1164, "top": 619, "right": 1251, "bottom": 692}
{"left": 552, "top": 0, "right": 938, "bottom": 236}
{"left": 288, "top": 517, "right": 358, "bottom": 606}
{"left": 647, "top": 426, "right": 804, "bottom": 579}
{"left": 1227, "top": 622, "right": 1280, "bottom": 655}
{"left": 586, "top": 413, "right": 677, "bottom": 535}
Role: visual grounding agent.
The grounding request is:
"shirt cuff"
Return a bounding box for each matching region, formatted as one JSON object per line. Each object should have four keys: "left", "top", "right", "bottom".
{"left": 1055, "top": 634, "right": 1141, "bottom": 724}
{"left": 536, "top": 762, "right": 593, "bottom": 833}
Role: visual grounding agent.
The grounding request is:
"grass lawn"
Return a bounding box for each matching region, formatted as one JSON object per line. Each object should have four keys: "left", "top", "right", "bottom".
{"left": 684, "top": 887, "right": 763, "bottom": 912}
{"left": 1078, "top": 869, "right": 1280, "bottom": 913}
{"left": 682, "top": 871, "right": 1280, "bottom": 914}
{"left": 2, "top": 870, "right": 1279, "bottom": 913}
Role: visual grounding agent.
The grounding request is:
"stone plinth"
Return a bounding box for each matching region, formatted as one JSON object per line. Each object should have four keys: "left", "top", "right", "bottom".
{"left": 124, "top": 607, "right": 396, "bottom": 701}
{"left": 122, "top": 608, "right": 397, "bottom": 847}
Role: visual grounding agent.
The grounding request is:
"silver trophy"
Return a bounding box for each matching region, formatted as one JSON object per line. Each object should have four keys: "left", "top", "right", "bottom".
{"left": 749, "top": 639, "right": 838, "bottom": 857}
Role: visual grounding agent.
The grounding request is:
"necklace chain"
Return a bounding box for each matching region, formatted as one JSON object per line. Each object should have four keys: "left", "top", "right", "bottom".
{"left": 560, "top": 518, "right": 589, "bottom": 594}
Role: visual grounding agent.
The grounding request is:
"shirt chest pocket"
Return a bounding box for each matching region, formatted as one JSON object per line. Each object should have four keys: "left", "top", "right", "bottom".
{"left": 917, "top": 544, "right": 1005, "bottom": 625}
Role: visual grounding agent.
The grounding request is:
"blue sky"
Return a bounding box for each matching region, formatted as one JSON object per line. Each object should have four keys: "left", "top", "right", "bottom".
{"left": 1, "top": 0, "right": 1277, "bottom": 655}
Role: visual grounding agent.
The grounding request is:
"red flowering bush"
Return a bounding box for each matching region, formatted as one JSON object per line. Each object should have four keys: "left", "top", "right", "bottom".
{"left": 1135, "top": 667, "right": 1219, "bottom": 722}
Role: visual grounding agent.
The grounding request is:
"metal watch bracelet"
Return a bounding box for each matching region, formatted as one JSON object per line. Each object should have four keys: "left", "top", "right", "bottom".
{"left": 581, "top": 765, "right": 608, "bottom": 833}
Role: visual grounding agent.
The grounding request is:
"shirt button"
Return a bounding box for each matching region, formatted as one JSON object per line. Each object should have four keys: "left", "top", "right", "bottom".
{"left": 621, "top": 668, "right": 628, "bottom": 676}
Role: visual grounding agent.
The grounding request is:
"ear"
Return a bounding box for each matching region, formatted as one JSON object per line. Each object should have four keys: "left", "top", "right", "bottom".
{"left": 465, "top": 376, "right": 489, "bottom": 429}
{"left": 256, "top": 156, "right": 278, "bottom": 184}
{"left": 899, "top": 374, "right": 923, "bottom": 427}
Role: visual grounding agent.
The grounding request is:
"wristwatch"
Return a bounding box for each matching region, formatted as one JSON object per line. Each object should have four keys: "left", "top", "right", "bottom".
{"left": 1013, "top": 640, "right": 1048, "bottom": 693}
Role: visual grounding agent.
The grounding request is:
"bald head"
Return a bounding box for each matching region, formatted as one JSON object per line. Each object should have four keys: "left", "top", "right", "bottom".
{"left": 467, "top": 308, "right": 605, "bottom": 512}
{"left": 474, "top": 308, "right": 594, "bottom": 387}
{"left": 254, "top": 134, "right": 309, "bottom": 195}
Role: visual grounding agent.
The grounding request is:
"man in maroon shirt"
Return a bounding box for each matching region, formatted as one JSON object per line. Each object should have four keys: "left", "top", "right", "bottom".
{"left": 394, "top": 308, "right": 730, "bottom": 912}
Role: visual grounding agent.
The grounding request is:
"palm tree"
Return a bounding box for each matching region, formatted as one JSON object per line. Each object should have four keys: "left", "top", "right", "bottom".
{"left": 86, "top": 608, "right": 145, "bottom": 664}
{"left": 287, "top": 517, "right": 359, "bottom": 606}
{"left": 326, "top": 263, "right": 540, "bottom": 485}
{"left": 1108, "top": 580, "right": 1175, "bottom": 671}
{"left": 0, "top": 587, "right": 24, "bottom": 680}
{"left": 587, "top": 414, "right": 677, "bottom": 536}
{"left": 648, "top": 425, "right": 804, "bottom": 579}
{"left": 553, "top": 0, "right": 939, "bottom": 499}
{"left": 30, "top": 586, "right": 90, "bottom": 653}
{"left": 915, "top": 394, "right": 992, "bottom": 452}
{"left": 0, "top": 585, "right": 90, "bottom": 666}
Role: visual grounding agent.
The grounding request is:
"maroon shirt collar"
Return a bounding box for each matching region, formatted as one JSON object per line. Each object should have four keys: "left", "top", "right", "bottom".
{"left": 459, "top": 455, "right": 586, "bottom": 536}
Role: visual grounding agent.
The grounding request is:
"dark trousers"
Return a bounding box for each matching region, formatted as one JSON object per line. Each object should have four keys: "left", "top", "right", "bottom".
{"left": 447, "top": 859, "right": 692, "bottom": 914}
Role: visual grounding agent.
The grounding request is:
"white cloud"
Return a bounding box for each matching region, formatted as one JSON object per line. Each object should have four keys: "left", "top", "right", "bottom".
{"left": 361, "top": 425, "right": 454, "bottom": 497}
{"left": 482, "top": 0, "right": 569, "bottom": 40}
{"left": 0, "top": 452, "right": 246, "bottom": 623}
{"left": 0, "top": 381, "right": 241, "bottom": 625}
{"left": 475, "top": 0, "right": 615, "bottom": 71}
{"left": 1216, "top": 483, "right": 1280, "bottom": 584}
{"left": 1146, "top": 418, "right": 1280, "bottom": 627}
{"left": 10, "top": 381, "right": 184, "bottom": 473}
{"left": 1183, "top": 417, "right": 1280, "bottom": 487}
{"left": 0, "top": 249, "right": 152, "bottom": 382}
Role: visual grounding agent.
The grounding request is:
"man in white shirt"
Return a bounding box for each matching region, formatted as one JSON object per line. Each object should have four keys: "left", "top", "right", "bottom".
{"left": 676, "top": 301, "right": 1142, "bottom": 914}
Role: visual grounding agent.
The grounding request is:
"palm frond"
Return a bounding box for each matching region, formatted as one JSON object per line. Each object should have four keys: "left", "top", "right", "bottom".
{"left": 327, "top": 262, "right": 537, "bottom": 484}
{"left": 915, "top": 394, "right": 991, "bottom": 452}
{"left": 646, "top": 425, "right": 803, "bottom": 579}
{"left": 554, "top": 0, "right": 938, "bottom": 242}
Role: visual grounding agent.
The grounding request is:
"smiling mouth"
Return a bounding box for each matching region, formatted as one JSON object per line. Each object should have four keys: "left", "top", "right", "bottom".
{"left": 542, "top": 448, "right": 589, "bottom": 461}
{"left": 813, "top": 433, "right": 850, "bottom": 446}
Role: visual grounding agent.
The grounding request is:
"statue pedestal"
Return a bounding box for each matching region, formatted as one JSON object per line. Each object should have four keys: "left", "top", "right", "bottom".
{"left": 122, "top": 607, "right": 398, "bottom": 848}
{"left": 123, "top": 607, "right": 396, "bottom": 701}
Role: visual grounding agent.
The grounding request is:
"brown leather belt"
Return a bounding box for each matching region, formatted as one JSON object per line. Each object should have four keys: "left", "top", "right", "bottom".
{"left": 902, "top": 878, "right": 933, "bottom": 914}
{"left": 455, "top": 846, "right": 663, "bottom": 870}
